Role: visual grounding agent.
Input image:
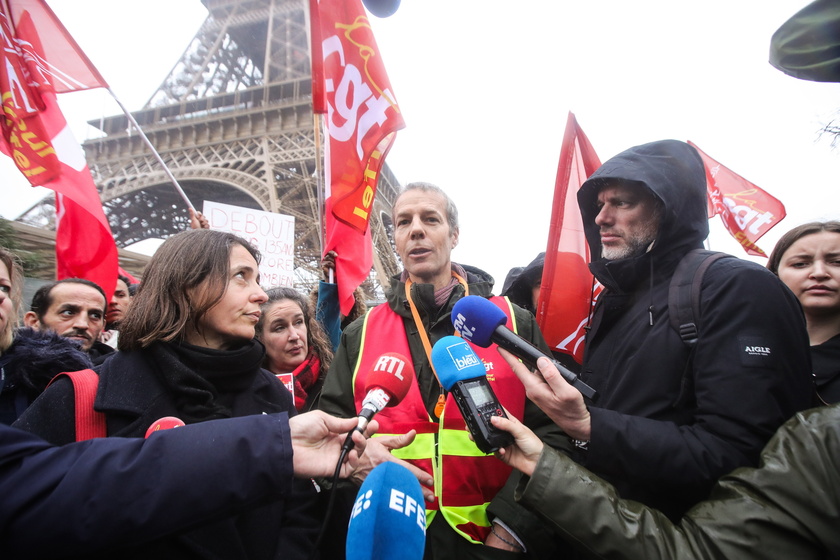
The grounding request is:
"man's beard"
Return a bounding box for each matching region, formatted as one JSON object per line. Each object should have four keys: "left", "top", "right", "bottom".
{"left": 601, "top": 224, "right": 658, "bottom": 261}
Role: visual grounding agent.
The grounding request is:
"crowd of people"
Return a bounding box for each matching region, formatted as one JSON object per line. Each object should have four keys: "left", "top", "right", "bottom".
{"left": 2, "top": 1, "right": 840, "bottom": 552}
{"left": 1, "top": 140, "right": 838, "bottom": 558}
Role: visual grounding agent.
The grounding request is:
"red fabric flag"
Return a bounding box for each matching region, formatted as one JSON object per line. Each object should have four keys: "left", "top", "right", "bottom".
{"left": 118, "top": 266, "right": 139, "bottom": 285}
{"left": 0, "top": 4, "right": 117, "bottom": 299}
{"left": 312, "top": 0, "right": 405, "bottom": 314}
{"left": 5, "top": 0, "right": 107, "bottom": 92}
{"left": 688, "top": 141, "right": 786, "bottom": 257}
{"left": 537, "top": 113, "right": 603, "bottom": 364}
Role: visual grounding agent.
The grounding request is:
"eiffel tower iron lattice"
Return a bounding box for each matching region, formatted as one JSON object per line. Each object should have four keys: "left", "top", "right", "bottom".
{"left": 17, "top": 0, "right": 401, "bottom": 297}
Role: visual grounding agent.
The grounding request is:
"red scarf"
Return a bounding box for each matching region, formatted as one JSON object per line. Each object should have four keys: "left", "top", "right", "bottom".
{"left": 290, "top": 354, "right": 320, "bottom": 411}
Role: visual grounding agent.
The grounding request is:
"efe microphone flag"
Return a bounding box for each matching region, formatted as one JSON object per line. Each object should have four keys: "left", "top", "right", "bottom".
{"left": 431, "top": 336, "right": 513, "bottom": 454}
{"left": 346, "top": 462, "right": 426, "bottom": 560}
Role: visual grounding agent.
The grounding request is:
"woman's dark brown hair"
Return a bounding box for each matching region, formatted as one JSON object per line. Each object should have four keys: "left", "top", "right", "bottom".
{"left": 118, "top": 230, "right": 261, "bottom": 351}
{"left": 767, "top": 221, "right": 840, "bottom": 275}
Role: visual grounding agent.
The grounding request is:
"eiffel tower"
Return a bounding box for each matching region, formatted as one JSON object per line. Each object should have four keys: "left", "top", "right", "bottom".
{"left": 18, "top": 0, "right": 401, "bottom": 295}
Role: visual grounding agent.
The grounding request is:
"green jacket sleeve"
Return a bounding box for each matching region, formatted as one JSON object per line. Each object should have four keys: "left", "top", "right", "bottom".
{"left": 515, "top": 405, "right": 840, "bottom": 560}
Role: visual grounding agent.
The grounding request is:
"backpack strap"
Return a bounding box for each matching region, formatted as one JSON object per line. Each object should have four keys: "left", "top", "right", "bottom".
{"left": 48, "top": 369, "right": 107, "bottom": 441}
{"left": 668, "top": 249, "right": 731, "bottom": 347}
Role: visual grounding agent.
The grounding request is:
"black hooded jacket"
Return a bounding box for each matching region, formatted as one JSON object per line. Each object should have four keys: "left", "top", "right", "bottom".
{"left": 574, "top": 140, "right": 814, "bottom": 519}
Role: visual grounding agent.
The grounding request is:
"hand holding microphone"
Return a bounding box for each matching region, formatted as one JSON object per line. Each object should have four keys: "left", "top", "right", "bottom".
{"left": 289, "top": 411, "right": 377, "bottom": 479}
{"left": 452, "top": 296, "right": 598, "bottom": 401}
{"left": 342, "top": 352, "right": 413, "bottom": 453}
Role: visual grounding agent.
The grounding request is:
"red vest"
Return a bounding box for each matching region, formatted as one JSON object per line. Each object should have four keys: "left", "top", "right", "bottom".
{"left": 352, "top": 296, "right": 526, "bottom": 544}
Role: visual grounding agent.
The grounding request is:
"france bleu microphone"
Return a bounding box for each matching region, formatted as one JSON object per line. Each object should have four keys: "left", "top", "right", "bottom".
{"left": 346, "top": 462, "right": 426, "bottom": 560}
{"left": 452, "top": 295, "right": 598, "bottom": 401}
{"left": 431, "top": 336, "right": 513, "bottom": 454}
{"left": 343, "top": 352, "right": 413, "bottom": 452}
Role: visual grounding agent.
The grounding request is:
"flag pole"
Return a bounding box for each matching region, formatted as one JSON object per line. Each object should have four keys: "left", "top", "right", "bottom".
{"left": 307, "top": 0, "right": 327, "bottom": 259}
{"left": 106, "top": 88, "right": 196, "bottom": 211}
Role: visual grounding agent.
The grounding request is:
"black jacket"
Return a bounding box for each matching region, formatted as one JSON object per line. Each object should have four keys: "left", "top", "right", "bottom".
{"left": 14, "top": 341, "right": 319, "bottom": 560}
{"left": 574, "top": 140, "right": 815, "bottom": 519}
{"left": 812, "top": 332, "right": 840, "bottom": 404}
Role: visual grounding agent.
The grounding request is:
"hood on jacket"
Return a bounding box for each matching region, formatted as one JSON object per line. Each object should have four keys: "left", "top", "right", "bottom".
{"left": 577, "top": 140, "right": 708, "bottom": 291}
{"left": 501, "top": 253, "right": 545, "bottom": 313}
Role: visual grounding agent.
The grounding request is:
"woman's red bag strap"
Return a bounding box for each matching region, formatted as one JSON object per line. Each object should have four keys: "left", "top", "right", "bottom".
{"left": 48, "top": 369, "right": 107, "bottom": 441}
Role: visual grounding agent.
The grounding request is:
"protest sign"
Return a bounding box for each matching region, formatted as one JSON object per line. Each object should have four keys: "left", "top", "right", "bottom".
{"left": 203, "top": 201, "right": 295, "bottom": 288}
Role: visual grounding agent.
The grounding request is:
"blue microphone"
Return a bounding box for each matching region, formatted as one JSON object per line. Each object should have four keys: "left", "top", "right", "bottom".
{"left": 346, "top": 462, "right": 426, "bottom": 560}
{"left": 431, "top": 336, "right": 514, "bottom": 454}
{"left": 452, "top": 296, "right": 598, "bottom": 401}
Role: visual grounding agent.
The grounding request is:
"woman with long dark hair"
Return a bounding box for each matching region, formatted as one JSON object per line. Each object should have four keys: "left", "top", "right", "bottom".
{"left": 768, "top": 220, "right": 840, "bottom": 404}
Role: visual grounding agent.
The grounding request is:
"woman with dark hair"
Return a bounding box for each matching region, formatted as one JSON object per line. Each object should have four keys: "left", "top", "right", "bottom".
{"left": 256, "top": 287, "right": 332, "bottom": 412}
{"left": 767, "top": 220, "right": 840, "bottom": 404}
{"left": 14, "top": 230, "right": 320, "bottom": 559}
{"left": 0, "top": 248, "right": 91, "bottom": 424}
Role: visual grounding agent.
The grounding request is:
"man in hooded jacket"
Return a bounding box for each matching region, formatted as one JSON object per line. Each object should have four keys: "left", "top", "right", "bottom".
{"left": 529, "top": 139, "right": 814, "bottom": 521}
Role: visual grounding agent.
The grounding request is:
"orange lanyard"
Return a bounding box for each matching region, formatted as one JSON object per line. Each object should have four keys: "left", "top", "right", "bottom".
{"left": 404, "top": 272, "right": 469, "bottom": 417}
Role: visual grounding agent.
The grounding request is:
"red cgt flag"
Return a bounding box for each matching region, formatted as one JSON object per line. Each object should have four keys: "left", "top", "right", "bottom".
{"left": 311, "top": 0, "right": 405, "bottom": 315}
{"left": 688, "top": 141, "right": 786, "bottom": 257}
{"left": 0, "top": 2, "right": 117, "bottom": 299}
{"left": 537, "top": 113, "right": 603, "bottom": 365}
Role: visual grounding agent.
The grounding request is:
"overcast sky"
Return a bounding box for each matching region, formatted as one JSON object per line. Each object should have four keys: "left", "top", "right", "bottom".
{"left": 3, "top": 0, "right": 840, "bottom": 288}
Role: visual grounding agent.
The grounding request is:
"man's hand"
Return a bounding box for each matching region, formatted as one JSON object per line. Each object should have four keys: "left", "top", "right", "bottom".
{"left": 188, "top": 208, "right": 210, "bottom": 230}
{"left": 289, "top": 411, "right": 373, "bottom": 478}
{"left": 490, "top": 413, "right": 544, "bottom": 477}
{"left": 498, "top": 349, "right": 591, "bottom": 441}
{"left": 321, "top": 250, "right": 337, "bottom": 283}
{"left": 349, "top": 431, "right": 436, "bottom": 503}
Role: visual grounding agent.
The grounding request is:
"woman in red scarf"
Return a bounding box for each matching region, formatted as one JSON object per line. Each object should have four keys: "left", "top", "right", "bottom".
{"left": 257, "top": 287, "right": 333, "bottom": 411}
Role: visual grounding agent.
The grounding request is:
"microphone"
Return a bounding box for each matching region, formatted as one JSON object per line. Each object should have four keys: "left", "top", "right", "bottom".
{"left": 361, "top": 0, "right": 401, "bottom": 18}
{"left": 357, "top": 352, "right": 413, "bottom": 432}
{"left": 342, "top": 353, "right": 414, "bottom": 452}
{"left": 346, "top": 462, "right": 426, "bottom": 560}
{"left": 431, "top": 336, "right": 514, "bottom": 454}
{"left": 452, "top": 296, "right": 598, "bottom": 401}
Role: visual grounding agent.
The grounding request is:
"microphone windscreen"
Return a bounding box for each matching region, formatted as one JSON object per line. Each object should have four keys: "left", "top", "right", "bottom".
{"left": 452, "top": 296, "right": 507, "bottom": 347}
{"left": 431, "top": 336, "right": 487, "bottom": 391}
{"left": 364, "top": 352, "right": 413, "bottom": 406}
{"left": 346, "top": 462, "right": 426, "bottom": 560}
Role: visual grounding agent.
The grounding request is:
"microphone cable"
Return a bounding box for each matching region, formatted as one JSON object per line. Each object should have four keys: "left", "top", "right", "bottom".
{"left": 308, "top": 434, "right": 354, "bottom": 560}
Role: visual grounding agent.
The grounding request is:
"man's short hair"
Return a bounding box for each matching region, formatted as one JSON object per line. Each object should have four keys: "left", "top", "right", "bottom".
{"left": 117, "top": 275, "right": 132, "bottom": 291}
{"left": 29, "top": 278, "right": 108, "bottom": 320}
{"left": 392, "top": 182, "right": 460, "bottom": 232}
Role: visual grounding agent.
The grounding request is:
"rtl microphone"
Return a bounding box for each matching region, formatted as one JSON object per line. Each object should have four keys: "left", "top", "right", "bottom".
{"left": 357, "top": 352, "right": 413, "bottom": 432}
{"left": 431, "top": 336, "right": 514, "bottom": 454}
{"left": 343, "top": 352, "right": 413, "bottom": 452}
{"left": 346, "top": 462, "right": 426, "bottom": 560}
{"left": 452, "top": 296, "right": 598, "bottom": 401}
